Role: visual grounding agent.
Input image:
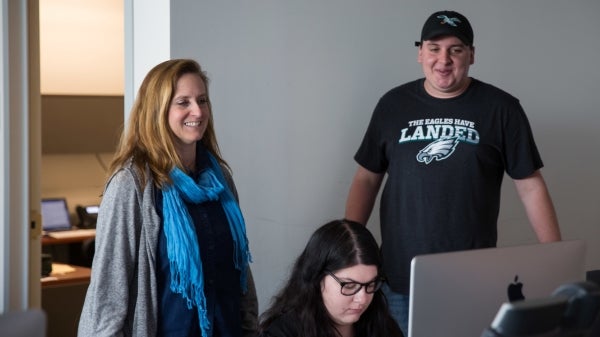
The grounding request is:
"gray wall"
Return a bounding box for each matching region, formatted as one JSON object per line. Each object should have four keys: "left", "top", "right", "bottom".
{"left": 170, "top": 0, "right": 600, "bottom": 312}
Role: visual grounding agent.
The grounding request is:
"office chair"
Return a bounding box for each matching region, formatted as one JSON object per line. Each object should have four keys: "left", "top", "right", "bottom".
{"left": 481, "top": 281, "right": 600, "bottom": 337}
{"left": 553, "top": 281, "right": 600, "bottom": 337}
{"left": 480, "top": 297, "right": 567, "bottom": 337}
{"left": 0, "top": 309, "right": 46, "bottom": 337}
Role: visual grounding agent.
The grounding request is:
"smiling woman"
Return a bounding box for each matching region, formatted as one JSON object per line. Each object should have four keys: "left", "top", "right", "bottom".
{"left": 77, "top": 59, "right": 257, "bottom": 337}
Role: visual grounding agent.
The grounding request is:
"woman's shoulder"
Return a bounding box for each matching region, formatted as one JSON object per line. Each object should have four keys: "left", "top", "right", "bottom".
{"left": 102, "top": 161, "right": 154, "bottom": 206}
{"left": 105, "top": 160, "right": 145, "bottom": 189}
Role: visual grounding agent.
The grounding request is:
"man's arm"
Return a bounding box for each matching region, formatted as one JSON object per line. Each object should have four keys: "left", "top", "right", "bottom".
{"left": 345, "top": 165, "right": 385, "bottom": 225}
{"left": 513, "top": 170, "right": 561, "bottom": 242}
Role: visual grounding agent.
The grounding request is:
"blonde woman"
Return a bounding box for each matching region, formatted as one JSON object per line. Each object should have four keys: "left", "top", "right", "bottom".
{"left": 78, "top": 59, "right": 256, "bottom": 337}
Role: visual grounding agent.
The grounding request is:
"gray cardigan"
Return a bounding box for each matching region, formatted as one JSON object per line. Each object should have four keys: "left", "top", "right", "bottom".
{"left": 77, "top": 162, "right": 257, "bottom": 337}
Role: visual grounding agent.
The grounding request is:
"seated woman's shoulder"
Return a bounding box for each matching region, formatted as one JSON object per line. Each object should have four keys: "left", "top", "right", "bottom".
{"left": 258, "top": 312, "right": 299, "bottom": 337}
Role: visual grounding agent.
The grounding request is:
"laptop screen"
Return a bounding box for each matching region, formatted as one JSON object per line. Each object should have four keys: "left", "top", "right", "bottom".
{"left": 408, "top": 240, "right": 586, "bottom": 337}
{"left": 41, "top": 198, "right": 72, "bottom": 231}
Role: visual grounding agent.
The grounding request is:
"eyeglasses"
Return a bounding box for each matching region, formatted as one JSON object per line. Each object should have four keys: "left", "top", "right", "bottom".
{"left": 325, "top": 270, "right": 383, "bottom": 296}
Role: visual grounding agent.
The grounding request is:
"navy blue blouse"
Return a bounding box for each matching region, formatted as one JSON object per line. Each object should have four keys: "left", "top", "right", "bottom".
{"left": 155, "top": 146, "right": 241, "bottom": 337}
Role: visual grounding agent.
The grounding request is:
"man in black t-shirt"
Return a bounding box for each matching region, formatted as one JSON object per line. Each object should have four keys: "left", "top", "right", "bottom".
{"left": 344, "top": 10, "right": 562, "bottom": 336}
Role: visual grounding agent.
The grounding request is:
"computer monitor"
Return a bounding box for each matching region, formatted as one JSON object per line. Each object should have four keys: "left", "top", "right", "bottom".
{"left": 41, "top": 197, "right": 72, "bottom": 231}
{"left": 409, "top": 240, "right": 586, "bottom": 337}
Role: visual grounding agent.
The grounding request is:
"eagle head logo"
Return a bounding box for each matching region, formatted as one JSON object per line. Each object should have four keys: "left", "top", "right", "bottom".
{"left": 416, "top": 136, "right": 460, "bottom": 164}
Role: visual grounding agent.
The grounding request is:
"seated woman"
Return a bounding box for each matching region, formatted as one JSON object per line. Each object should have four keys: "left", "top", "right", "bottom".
{"left": 258, "top": 219, "right": 403, "bottom": 337}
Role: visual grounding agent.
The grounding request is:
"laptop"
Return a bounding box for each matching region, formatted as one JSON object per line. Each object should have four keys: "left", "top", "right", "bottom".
{"left": 41, "top": 197, "right": 72, "bottom": 232}
{"left": 408, "top": 240, "right": 586, "bottom": 337}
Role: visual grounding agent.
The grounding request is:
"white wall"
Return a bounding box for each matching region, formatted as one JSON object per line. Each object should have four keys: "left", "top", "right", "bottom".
{"left": 169, "top": 0, "right": 600, "bottom": 312}
{"left": 125, "top": 0, "right": 170, "bottom": 117}
{"left": 39, "top": 0, "right": 124, "bottom": 95}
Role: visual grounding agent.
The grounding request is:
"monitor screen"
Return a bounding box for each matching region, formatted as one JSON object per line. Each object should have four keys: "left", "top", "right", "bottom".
{"left": 41, "top": 198, "right": 72, "bottom": 231}
{"left": 84, "top": 205, "right": 99, "bottom": 214}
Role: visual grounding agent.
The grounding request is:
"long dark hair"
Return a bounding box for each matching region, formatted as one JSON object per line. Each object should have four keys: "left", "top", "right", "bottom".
{"left": 258, "top": 219, "right": 403, "bottom": 337}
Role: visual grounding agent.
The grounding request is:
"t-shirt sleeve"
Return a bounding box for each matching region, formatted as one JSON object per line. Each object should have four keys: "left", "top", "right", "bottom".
{"left": 502, "top": 100, "right": 544, "bottom": 179}
{"left": 354, "top": 98, "right": 390, "bottom": 174}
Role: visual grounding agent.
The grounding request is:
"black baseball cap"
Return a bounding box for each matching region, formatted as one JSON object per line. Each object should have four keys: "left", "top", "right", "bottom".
{"left": 415, "top": 10, "right": 473, "bottom": 47}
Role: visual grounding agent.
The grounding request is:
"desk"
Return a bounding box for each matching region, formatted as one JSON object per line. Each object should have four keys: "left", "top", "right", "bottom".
{"left": 42, "top": 229, "right": 95, "bottom": 267}
{"left": 42, "top": 229, "right": 96, "bottom": 246}
{"left": 42, "top": 264, "right": 91, "bottom": 337}
{"left": 41, "top": 263, "right": 91, "bottom": 288}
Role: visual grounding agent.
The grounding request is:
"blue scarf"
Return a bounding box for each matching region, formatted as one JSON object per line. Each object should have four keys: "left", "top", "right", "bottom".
{"left": 162, "top": 153, "right": 251, "bottom": 337}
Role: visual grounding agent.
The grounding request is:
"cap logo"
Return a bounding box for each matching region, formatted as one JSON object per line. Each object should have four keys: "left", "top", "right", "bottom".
{"left": 437, "top": 15, "right": 461, "bottom": 27}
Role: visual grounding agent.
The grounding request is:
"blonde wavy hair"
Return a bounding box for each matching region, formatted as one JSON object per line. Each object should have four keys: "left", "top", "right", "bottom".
{"left": 109, "top": 59, "right": 229, "bottom": 188}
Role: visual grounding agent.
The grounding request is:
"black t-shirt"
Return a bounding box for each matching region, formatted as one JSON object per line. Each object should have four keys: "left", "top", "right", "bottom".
{"left": 355, "top": 78, "right": 543, "bottom": 293}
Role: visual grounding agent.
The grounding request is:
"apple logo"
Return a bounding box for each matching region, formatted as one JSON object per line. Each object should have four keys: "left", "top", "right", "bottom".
{"left": 507, "top": 275, "right": 525, "bottom": 302}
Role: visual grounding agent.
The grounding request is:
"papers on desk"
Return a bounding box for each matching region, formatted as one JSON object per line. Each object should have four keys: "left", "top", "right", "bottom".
{"left": 45, "top": 228, "right": 96, "bottom": 239}
{"left": 50, "top": 263, "right": 76, "bottom": 275}
{"left": 41, "top": 263, "right": 77, "bottom": 282}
